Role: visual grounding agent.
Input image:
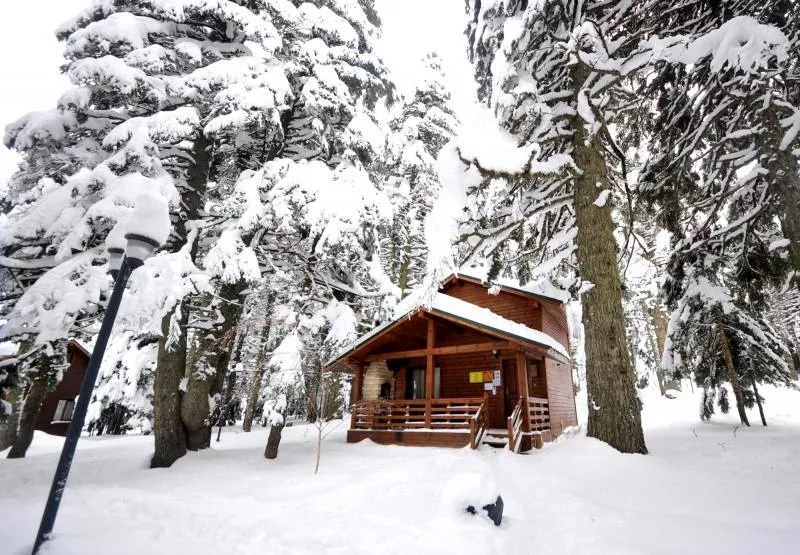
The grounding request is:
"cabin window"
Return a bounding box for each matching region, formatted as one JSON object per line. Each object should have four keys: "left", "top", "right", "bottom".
{"left": 53, "top": 399, "right": 75, "bottom": 422}
{"left": 405, "top": 367, "right": 441, "bottom": 399}
{"left": 406, "top": 368, "right": 425, "bottom": 399}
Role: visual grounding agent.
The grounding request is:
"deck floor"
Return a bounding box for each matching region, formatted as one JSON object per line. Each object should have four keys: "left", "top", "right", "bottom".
{"left": 347, "top": 429, "right": 471, "bottom": 448}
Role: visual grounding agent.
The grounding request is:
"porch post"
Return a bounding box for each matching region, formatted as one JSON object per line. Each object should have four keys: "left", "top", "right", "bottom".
{"left": 425, "top": 318, "right": 435, "bottom": 427}
{"left": 351, "top": 362, "right": 364, "bottom": 430}
{"left": 516, "top": 350, "right": 532, "bottom": 451}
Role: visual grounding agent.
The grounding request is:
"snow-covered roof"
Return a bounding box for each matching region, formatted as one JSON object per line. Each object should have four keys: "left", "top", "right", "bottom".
{"left": 445, "top": 267, "right": 570, "bottom": 303}
{"left": 327, "top": 291, "right": 569, "bottom": 368}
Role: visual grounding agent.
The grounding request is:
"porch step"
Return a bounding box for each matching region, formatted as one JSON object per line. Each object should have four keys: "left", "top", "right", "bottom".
{"left": 481, "top": 429, "right": 510, "bottom": 448}
{"left": 481, "top": 438, "right": 509, "bottom": 448}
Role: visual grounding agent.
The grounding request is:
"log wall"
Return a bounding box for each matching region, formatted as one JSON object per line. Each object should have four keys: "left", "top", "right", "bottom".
{"left": 443, "top": 280, "right": 542, "bottom": 329}
{"left": 545, "top": 359, "right": 578, "bottom": 437}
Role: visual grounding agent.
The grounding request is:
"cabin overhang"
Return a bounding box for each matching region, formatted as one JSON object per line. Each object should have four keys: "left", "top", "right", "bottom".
{"left": 327, "top": 299, "right": 574, "bottom": 450}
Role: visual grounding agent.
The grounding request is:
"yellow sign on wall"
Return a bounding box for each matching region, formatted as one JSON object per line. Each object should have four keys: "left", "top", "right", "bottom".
{"left": 469, "top": 371, "right": 483, "bottom": 383}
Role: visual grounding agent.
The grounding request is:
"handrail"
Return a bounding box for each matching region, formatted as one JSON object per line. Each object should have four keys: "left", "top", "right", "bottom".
{"left": 507, "top": 397, "right": 524, "bottom": 453}
{"left": 469, "top": 400, "right": 487, "bottom": 449}
{"left": 353, "top": 397, "right": 484, "bottom": 432}
{"left": 528, "top": 396, "right": 551, "bottom": 433}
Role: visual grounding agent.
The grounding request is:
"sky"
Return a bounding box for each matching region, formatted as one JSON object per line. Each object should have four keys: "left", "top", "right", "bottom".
{"left": 0, "top": 0, "right": 90, "bottom": 187}
{"left": 0, "top": 0, "right": 478, "bottom": 189}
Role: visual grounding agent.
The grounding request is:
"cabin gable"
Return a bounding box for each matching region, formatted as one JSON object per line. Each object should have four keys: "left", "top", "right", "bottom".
{"left": 441, "top": 278, "right": 542, "bottom": 330}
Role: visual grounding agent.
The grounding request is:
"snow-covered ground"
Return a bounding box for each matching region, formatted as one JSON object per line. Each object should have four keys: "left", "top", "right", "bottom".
{"left": 2, "top": 386, "right": 799, "bottom": 555}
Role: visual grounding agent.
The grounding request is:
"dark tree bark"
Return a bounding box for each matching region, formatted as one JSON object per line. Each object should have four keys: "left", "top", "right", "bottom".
{"left": 264, "top": 420, "right": 285, "bottom": 459}
{"left": 151, "top": 309, "right": 189, "bottom": 468}
{"left": 716, "top": 320, "right": 750, "bottom": 427}
{"left": 573, "top": 64, "right": 647, "bottom": 455}
{"left": 0, "top": 386, "right": 21, "bottom": 452}
{"left": 751, "top": 376, "right": 767, "bottom": 427}
{"left": 182, "top": 281, "right": 245, "bottom": 450}
{"left": 242, "top": 368, "right": 264, "bottom": 432}
{"left": 151, "top": 132, "right": 211, "bottom": 468}
{"left": 7, "top": 375, "right": 48, "bottom": 459}
{"left": 242, "top": 292, "right": 275, "bottom": 432}
{"left": 761, "top": 105, "right": 800, "bottom": 290}
{"left": 648, "top": 302, "right": 681, "bottom": 395}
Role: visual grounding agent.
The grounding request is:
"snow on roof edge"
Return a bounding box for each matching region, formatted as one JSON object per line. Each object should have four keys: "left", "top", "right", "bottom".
{"left": 448, "top": 268, "right": 571, "bottom": 303}
{"left": 326, "top": 293, "right": 569, "bottom": 368}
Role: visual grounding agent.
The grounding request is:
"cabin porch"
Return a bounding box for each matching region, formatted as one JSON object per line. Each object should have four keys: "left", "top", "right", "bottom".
{"left": 327, "top": 288, "right": 576, "bottom": 452}
{"left": 344, "top": 326, "right": 557, "bottom": 451}
{"left": 348, "top": 394, "right": 552, "bottom": 451}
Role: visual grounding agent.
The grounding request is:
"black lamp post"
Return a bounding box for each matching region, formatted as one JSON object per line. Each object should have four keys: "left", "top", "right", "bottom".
{"left": 31, "top": 230, "right": 161, "bottom": 554}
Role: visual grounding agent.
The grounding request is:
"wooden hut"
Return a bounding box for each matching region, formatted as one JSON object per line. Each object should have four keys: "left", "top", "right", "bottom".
{"left": 35, "top": 340, "right": 90, "bottom": 437}
{"left": 326, "top": 274, "right": 577, "bottom": 452}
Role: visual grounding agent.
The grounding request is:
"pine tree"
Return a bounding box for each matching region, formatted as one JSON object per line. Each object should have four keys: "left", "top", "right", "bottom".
{"left": 1, "top": 0, "right": 294, "bottom": 461}
{"left": 381, "top": 53, "right": 458, "bottom": 297}
{"left": 662, "top": 258, "right": 792, "bottom": 426}
{"left": 464, "top": 0, "right": 649, "bottom": 453}
{"left": 639, "top": 1, "right": 800, "bottom": 293}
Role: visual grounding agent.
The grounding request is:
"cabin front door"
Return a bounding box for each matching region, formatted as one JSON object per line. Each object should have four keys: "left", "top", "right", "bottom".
{"left": 487, "top": 359, "right": 518, "bottom": 428}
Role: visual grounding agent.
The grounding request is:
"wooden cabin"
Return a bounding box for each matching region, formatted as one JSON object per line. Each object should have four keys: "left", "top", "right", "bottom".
{"left": 326, "top": 274, "right": 577, "bottom": 452}
{"left": 35, "top": 340, "right": 90, "bottom": 437}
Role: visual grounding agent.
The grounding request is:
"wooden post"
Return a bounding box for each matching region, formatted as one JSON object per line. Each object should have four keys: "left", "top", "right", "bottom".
{"left": 516, "top": 350, "right": 532, "bottom": 452}
{"left": 425, "top": 318, "right": 435, "bottom": 427}
{"left": 351, "top": 363, "right": 364, "bottom": 430}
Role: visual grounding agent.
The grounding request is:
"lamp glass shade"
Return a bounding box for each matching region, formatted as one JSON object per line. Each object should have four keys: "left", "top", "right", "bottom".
{"left": 124, "top": 233, "right": 160, "bottom": 269}
{"left": 107, "top": 248, "right": 124, "bottom": 277}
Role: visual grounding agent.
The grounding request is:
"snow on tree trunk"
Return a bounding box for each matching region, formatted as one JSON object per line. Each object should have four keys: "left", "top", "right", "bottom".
{"left": 750, "top": 375, "right": 767, "bottom": 426}
{"left": 264, "top": 419, "right": 284, "bottom": 460}
{"left": 760, "top": 104, "right": 800, "bottom": 290}
{"left": 0, "top": 387, "right": 21, "bottom": 452}
{"left": 572, "top": 73, "right": 647, "bottom": 454}
{"left": 6, "top": 374, "right": 48, "bottom": 459}
{"left": 716, "top": 319, "right": 751, "bottom": 427}
{"left": 151, "top": 309, "right": 189, "bottom": 468}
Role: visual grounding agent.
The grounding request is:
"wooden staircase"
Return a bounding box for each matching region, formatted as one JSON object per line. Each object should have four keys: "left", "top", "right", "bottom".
{"left": 481, "top": 428, "right": 511, "bottom": 448}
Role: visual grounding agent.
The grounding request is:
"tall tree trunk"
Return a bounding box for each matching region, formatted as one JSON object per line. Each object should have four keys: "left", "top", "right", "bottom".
{"left": 642, "top": 300, "right": 667, "bottom": 396}
{"left": 751, "top": 376, "right": 767, "bottom": 427}
{"left": 151, "top": 132, "right": 211, "bottom": 467}
{"left": 182, "top": 281, "right": 245, "bottom": 450}
{"left": 7, "top": 374, "right": 48, "bottom": 459}
{"left": 0, "top": 386, "right": 21, "bottom": 452}
{"left": 716, "top": 320, "right": 750, "bottom": 427}
{"left": 151, "top": 309, "right": 189, "bottom": 468}
{"left": 762, "top": 104, "right": 800, "bottom": 290}
{"left": 242, "top": 290, "right": 275, "bottom": 432}
{"left": 648, "top": 302, "right": 681, "bottom": 394}
{"left": 264, "top": 419, "right": 285, "bottom": 459}
{"left": 573, "top": 64, "right": 647, "bottom": 454}
{"left": 242, "top": 368, "right": 264, "bottom": 432}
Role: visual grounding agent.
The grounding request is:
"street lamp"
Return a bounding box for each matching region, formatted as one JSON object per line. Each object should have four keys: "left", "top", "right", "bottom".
{"left": 31, "top": 195, "right": 167, "bottom": 555}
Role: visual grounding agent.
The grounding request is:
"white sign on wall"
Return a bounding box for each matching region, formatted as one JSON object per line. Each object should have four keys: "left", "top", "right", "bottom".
{"left": 493, "top": 370, "right": 502, "bottom": 387}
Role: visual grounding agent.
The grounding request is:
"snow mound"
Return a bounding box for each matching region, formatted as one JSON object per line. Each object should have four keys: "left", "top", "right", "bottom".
{"left": 439, "top": 472, "right": 502, "bottom": 521}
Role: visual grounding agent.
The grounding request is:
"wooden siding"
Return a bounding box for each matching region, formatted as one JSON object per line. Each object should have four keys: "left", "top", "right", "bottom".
{"left": 542, "top": 301, "right": 570, "bottom": 354}
{"left": 442, "top": 280, "right": 542, "bottom": 330}
{"left": 347, "top": 429, "right": 470, "bottom": 448}
{"left": 527, "top": 357, "right": 548, "bottom": 399}
{"left": 36, "top": 342, "right": 89, "bottom": 437}
{"left": 544, "top": 359, "right": 577, "bottom": 437}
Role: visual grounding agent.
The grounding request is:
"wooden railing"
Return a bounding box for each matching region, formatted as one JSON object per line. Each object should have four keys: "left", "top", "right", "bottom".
{"left": 352, "top": 398, "right": 484, "bottom": 431}
{"left": 528, "top": 396, "right": 550, "bottom": 433}
{"left": 469, "top": 401, "right": 488, "bottom": 449}
{"left": 506, "top": 397, "right": 524, "bottom": 453}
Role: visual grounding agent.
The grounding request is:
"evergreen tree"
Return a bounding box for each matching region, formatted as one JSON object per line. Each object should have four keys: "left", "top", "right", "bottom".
{"left": 463, "top": 0, "right": 651, "bottom": 453}
{"left": 381, "top": 53, "right": 457, "bottom": 297}
{"left": 1, "top": 0, "right": 294, "bottom": 460}
{"left": 662, "top": 257, "right": 792, "bottom": 425}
